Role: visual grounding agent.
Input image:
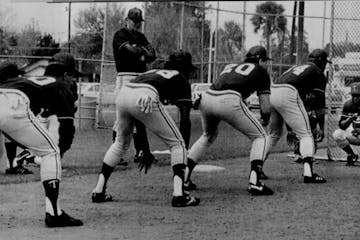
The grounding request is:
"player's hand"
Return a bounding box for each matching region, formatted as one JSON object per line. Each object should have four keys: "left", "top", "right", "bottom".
{"left": 286, "top": 131, "right": 298, "bottom": 146}
{"left": 137, "top": 152, "right": 156, "bottom": 174}
{"left": 314, "top": 128, "right": 324, "bottom": 143}
{"left": 136, "top": 96, "right": 154, "bottom": 114}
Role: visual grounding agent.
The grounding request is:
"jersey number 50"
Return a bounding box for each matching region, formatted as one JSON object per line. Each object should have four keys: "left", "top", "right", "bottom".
{"left": 220, "top": 63, "right": 255, "bottom": 76}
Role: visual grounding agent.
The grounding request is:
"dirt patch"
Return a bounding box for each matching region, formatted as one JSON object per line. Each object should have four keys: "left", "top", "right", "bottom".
{"left": 0, "top": 153, "right": 359, "bottom": 240}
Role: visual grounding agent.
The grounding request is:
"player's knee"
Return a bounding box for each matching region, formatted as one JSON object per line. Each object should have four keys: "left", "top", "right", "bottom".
{"left": 332, "top": 129, "right": 346, "bottom": 140}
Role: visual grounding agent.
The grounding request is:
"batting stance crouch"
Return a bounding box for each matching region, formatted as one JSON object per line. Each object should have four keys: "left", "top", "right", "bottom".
{"left": 265, "top": 49, "right": 330, "bottom": 183}
{"left": 332, "top": 83, "right": 360, "bottom": 166}
{"left": 92, "top": 50, "right": 200, "bottom": 207}
{"left": 184, "top": 46, "right": 274, "bottom": 196}
{"left": 0, "top": 62, "right": 82, "bottom": 227}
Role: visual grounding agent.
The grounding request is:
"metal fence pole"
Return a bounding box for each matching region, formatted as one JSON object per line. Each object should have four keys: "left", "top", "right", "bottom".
{"left": 98, "top": 2, "right": 109, "bottom": 129}
{"left": 179, "top": 2, "right": 185, "bottom": 49}
{"left": 212, "top": 1, "right": 220, "bottom": 80}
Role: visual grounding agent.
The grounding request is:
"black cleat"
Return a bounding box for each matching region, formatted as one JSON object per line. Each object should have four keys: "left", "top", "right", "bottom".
{"left": 247, "top": 182, "right": 274, "bottom": 196}
{"left": 171, "top": 193, "right": 200, "bottom": 207}
{"left": 303, "top": 173, "right": 326, "bottom": 183}
{"left": 5, "top": 165, "right": 33, "bottom": 175}
{"left": 346, "top": 154, "right": 358, "bottom": 166}
{"left": 92, "top": 192, "right": 113, "bottom": 203}
{"left": 45, "top": 211, "right": 83, "bottom": 228}
{"left": 183, "top": 180, "right": 197, "bottom": 191}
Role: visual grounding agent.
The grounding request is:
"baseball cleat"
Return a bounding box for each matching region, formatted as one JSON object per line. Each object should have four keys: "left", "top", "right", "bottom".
{"left": 303, "top": 173, "right": 326, "bottom": 183}
{"left": 247, "top": 182, "right": 274, "bottom": 196}
{"left": 346, "top": 154, "right": 358, "bottom": 166}
{"left": 171, "top": 193, "right": 200, "bottom": 207}
{"left": 91, "top": 192, "right": 113, "bottom": 203}
{"left": 5, "top": 165, "right": 33, "bottom": 175}
{"left": 45, "top": 211, "right": 83, "bottom": 228}
{"left": 183, "top": 180, "right": 197, "bottom": 191}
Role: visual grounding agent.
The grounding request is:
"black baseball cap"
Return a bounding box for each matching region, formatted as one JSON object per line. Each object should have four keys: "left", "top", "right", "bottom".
{"left": 127, "top": 7, "right": 144, "bottom": 23}
{"left": 168, "top": 50, "right": 197, "bottom": 71}
{"left": 308, "top": 49, "right": 332, "bottom": 64}
{"left": 246, "top": 45, "right": 272, "bottom": 61}
{"left": 49, "top": 53, "right": 84, "bottom": 77}
{"left": 0, "top": 61, "right": 25, "bottom": 80}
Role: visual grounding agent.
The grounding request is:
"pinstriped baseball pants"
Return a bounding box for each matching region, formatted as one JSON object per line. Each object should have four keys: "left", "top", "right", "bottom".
{"left": 105, "top": 82, "right": 187, "bottom": 167}
{"left": 267, "top": 84, "right": 315, "bottom": 159}
{"left": 188, "top": 89, "right": 267, "bottom": 162}
{"left": 0, "top": 89, "right": 61, "bottom": 181}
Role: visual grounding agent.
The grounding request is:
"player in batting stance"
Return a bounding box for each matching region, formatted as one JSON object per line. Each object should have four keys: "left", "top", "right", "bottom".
{"left": 0, "top": 61, "right": 82, "bottom": 227}
{"left": 332, "top": 82, "right": 360, "bottom": 166}
{"left": 91, "top": 50, "right": 200, "bottom": 207}
{"left": 264, "top": 49, "right": 330, "bottom": 183}
{"left": 184, "top": 45, "right": 274, "bottom": 196}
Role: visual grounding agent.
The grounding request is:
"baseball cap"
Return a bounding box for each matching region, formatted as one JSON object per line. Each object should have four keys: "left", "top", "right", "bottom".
{"left": 127, "top": 7, "right": 144, "bottom": 23}
{"left": 308, "top": 49, "right": 332, "bottom": 64}
{"left": 246, "top": 45, "right": 272, "bottom": 61}
{"left": 0, "top": 61, "right": 25, "bottom": 80}
{"left": 168, "top": 50, "right": 197, "bottom": 71}
{"left": 49, "top": 53, "right": 84, "bottom": 77}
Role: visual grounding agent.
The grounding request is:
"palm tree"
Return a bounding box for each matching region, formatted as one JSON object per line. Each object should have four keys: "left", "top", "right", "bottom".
{"left": 250, "top": 1, "right": 287, "bottom": 60}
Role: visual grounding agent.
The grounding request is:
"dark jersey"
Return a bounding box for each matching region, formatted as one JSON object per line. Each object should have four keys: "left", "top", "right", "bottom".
{"left": 113, "top": 28, "right": 150, "bottom": 73}
{"left": 131, "top": 69, "right": 191, "bottom": 106}
{"left": 27, "top": 76, "right": 77, "bottom": 118}
{"left": 0, "top": 77, "right": 44, "bottom": 115}
{"left": 210, "top": 63, "right": 271, "bottom": 99}
{"left": 275, "top": 62, "right": 327, "bottom": 109}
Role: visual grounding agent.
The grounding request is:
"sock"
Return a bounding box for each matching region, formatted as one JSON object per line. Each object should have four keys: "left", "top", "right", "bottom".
{"left": 94, "top": 163, "right": 114, "bottom": 193}
{"left": 172, "top": 164, "right": 185, "bottom": 196}
{"left": 5, "top": 142, "right": 17, "bottom": 168}
{"left": 249, "top": 160, "right": 263, "bottom": 185}
{"left": 43, "top": 179, "right": 61, "bottom": 216}
{"left": 184, "top": 158, "right": 197, "bottom": 183}
{"left": 303, "top": 157, "right": 313, "bottom": 177}
{"left": 112, "top": 130, "right": 117, "bottom": 142}
{"left": 343, "top": 145, "right": 355, "bottom": 156}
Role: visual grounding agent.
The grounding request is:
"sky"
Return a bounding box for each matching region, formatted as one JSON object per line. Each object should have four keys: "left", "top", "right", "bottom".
{"left": 1, "top": 1, "right": 333, "bottom": 51}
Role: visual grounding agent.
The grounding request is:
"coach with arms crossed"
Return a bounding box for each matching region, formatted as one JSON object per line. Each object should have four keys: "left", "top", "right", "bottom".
{"left": 112, "top": 7, "right": 156, "bottom": 164}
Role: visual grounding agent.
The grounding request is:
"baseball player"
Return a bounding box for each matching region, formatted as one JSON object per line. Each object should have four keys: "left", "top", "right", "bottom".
{"left": 9, "top": 53, "right": 81, "bottom": 165}
{"left": 113, "top": 7, "right": 156, "bottom": 164}
{"left": 0, "top": 63, "right": 33, "bottom": 174}
{"left": 91, "top": 50, "right": 200, "bottom": 207}
{"left": 0, "top": 61, "right": 82, "bottom": 227}
{"left": 332, "top": 82, "right": 360, "bottom": 166}
{"left": 184, "top": 45, "right": 274, "bottom": 196}
{"left": 264, "top": 49, "right": 330, "bottom": 183}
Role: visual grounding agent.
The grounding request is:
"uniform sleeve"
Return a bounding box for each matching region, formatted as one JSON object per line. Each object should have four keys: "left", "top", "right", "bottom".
{"left": 256, "top": 67, "right": 271, "bottom": 95}
{"left": 113, "top": 30, "right": 128, "bottom": 52}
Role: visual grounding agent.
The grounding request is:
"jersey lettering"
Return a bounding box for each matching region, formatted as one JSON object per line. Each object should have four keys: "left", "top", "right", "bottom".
{"left": 220, "top": 63, "right": 255, "bottom": 76}
{"left": 27, "top": 76, "right": 56, "bottom": 86}
{"left": 145, "top": 69, "right": 179, "bottom": 79}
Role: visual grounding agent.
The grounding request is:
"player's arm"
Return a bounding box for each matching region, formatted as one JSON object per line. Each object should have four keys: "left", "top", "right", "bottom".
{"left": 339, "top": 109, "right": 357, "bottom": 130}
{"left": 176, "top": 99, "right": 192, "bottom": 149}
{"left": 258, "top": 92, "right": 271, "bottom": 126}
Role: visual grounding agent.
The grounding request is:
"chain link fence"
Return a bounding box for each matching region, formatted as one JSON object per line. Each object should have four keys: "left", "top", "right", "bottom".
{"left": 2, "top": 1, "right": 360, "bottom": 160}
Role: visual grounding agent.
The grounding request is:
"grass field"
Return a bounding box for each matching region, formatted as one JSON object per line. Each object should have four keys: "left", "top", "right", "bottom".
{"left": 0, "top": 114, "right": 358, "bottom": 239}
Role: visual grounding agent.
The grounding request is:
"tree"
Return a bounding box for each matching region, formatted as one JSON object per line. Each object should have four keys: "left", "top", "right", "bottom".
{"left": 250, "top": 1, "right": 287, "bottom": 58}
{"left": 32, "top": 33, "right": 60, "bottom": 57}
{"left": 216, "top": 20, "right": 243, "bottom": 61}
{"left": 72, "top": 3, "right": 126, "bottom": 60}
